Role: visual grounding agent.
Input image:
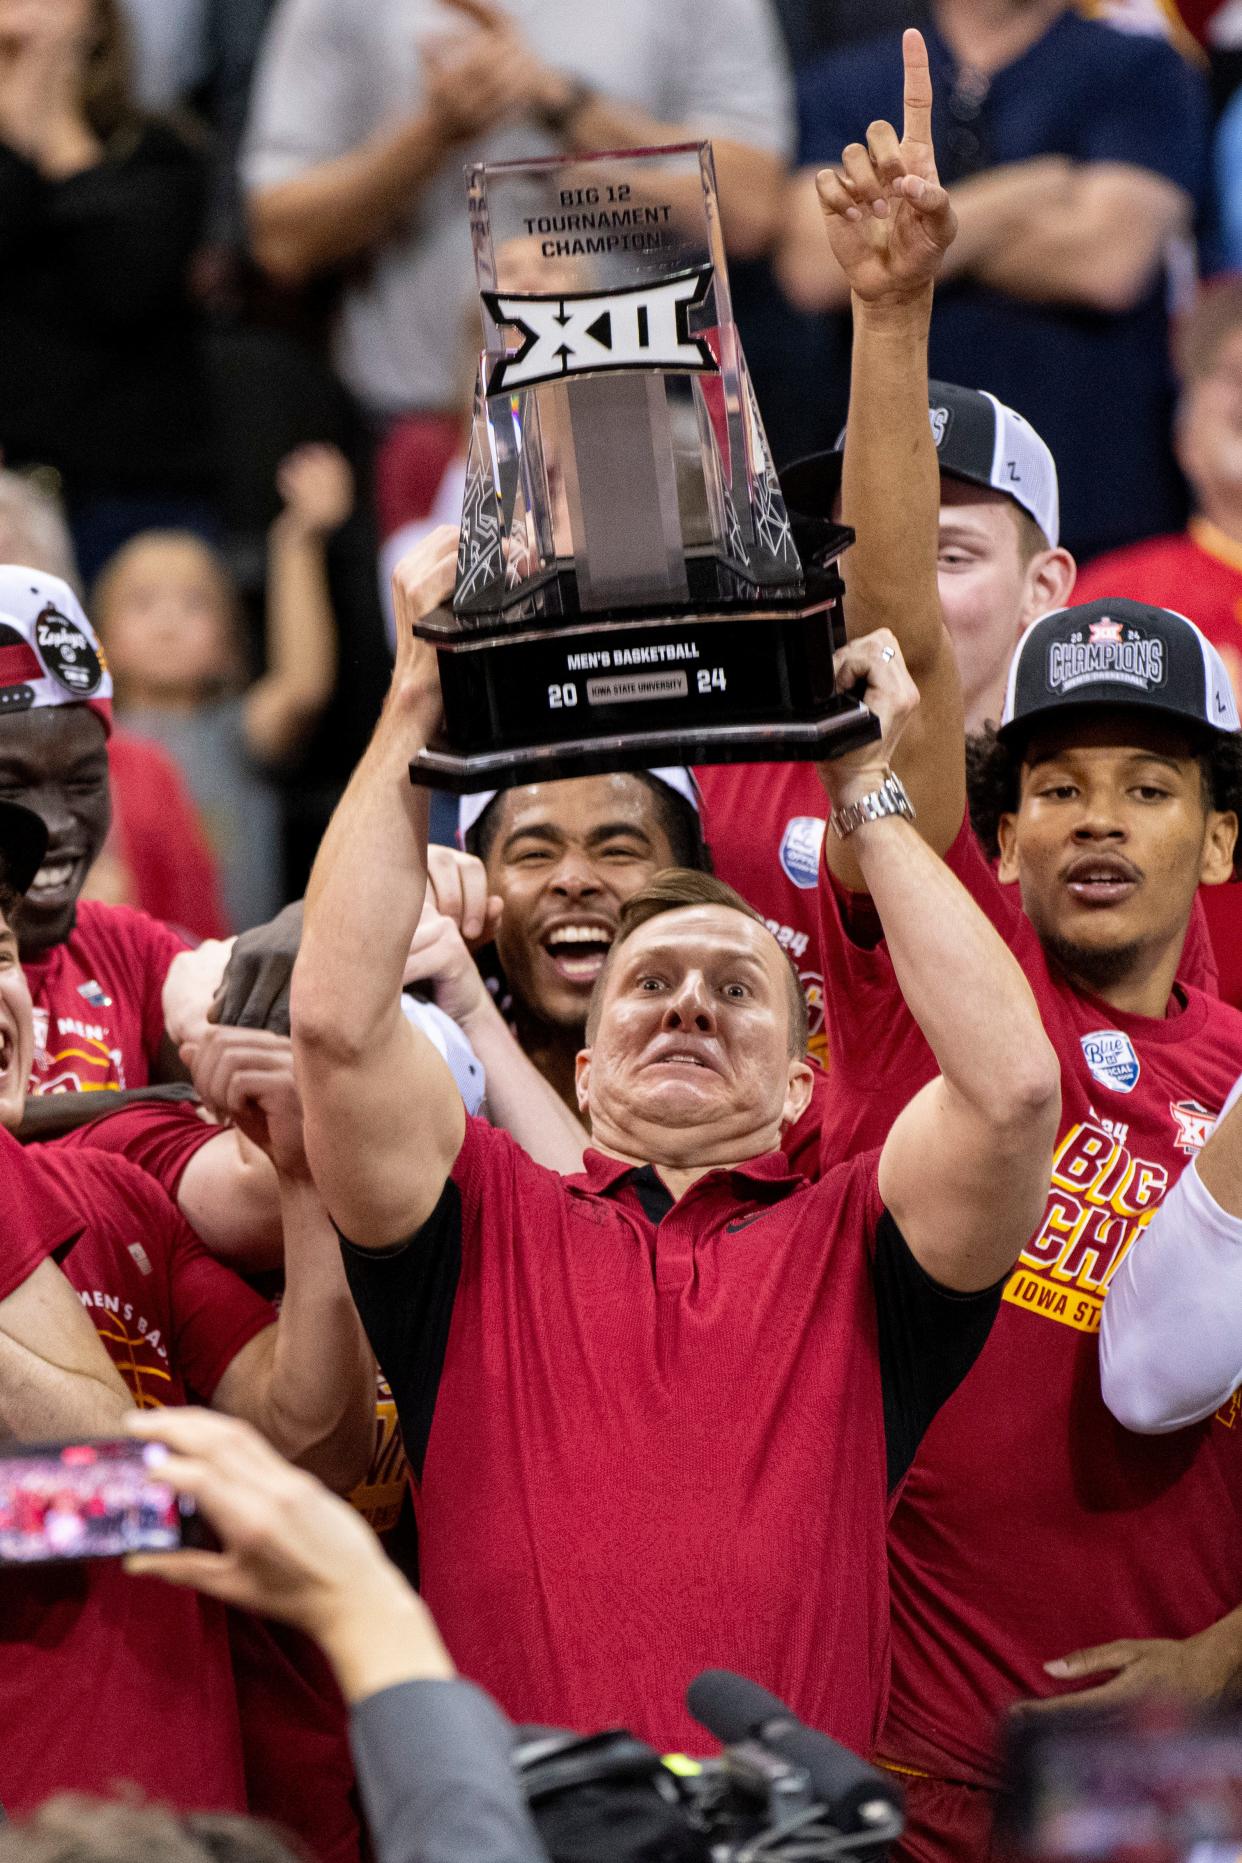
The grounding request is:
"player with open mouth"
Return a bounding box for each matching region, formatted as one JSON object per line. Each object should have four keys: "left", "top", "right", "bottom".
{"left": 457, "top": 768, "right": 709, "bottom": 1112}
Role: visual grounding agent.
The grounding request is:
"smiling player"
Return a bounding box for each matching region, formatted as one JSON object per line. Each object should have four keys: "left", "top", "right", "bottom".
{"left": 458, "top": 769, "right": 707, "bottom": 1109}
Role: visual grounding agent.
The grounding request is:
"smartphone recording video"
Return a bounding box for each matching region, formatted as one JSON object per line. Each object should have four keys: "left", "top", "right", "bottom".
{"left": 0, "top": 1438, "right": 199, "bottom": 1566}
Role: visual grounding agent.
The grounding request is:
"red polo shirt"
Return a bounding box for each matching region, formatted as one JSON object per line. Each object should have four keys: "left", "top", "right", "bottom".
{"left": 341, "top": 1117, "right": 1002, "bottom": 1758}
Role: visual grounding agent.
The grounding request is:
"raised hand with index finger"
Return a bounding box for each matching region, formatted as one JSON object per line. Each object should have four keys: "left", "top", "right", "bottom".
{"left": 815, "top": 29, "right": 956, "bottom": 305}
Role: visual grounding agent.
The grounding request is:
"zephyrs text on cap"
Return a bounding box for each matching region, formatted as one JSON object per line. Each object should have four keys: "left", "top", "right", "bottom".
{"left": 998, "top": 598, "right": 1241, "bottom": 743}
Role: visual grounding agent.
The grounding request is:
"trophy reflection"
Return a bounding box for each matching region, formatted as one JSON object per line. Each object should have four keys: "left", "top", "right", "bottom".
{"left": 411, "top": 142, "right": 878, "bottom": 791}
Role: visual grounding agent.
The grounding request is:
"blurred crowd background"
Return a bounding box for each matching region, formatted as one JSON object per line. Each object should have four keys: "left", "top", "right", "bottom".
{"left": 1, "top": 0, "right": 1236, "bottom": 936}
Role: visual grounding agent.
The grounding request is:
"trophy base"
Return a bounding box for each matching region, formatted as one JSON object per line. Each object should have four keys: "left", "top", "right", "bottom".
{"left": 409, "top": 593, "right": 880, "bottom": 793}
{"left": 412, "top": 698, "right": 877, "bottom": 792}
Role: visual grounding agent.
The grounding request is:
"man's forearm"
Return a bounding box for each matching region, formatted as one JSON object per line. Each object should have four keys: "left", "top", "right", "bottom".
{"left": 247, "top": 515, "right": 338, "bottom": 763}
{"left": 562, "top": 98, "right": 781, "bottom": 256}
{"left": 0, "top": 1259, "right": 135, "bottom": 1443}
{"left": 841, "top": 291, "right": 941, "bottom": 670}
{"left": 462, "top": 998, "right": 587, "bottom": 1174}
{"left": 247, "top": 112, "right": 453, "bottom": 285}
{"left": 971, "top": 166, "right": 1185, "bottom": 313}
{"left": 296, "top": 673, "right": 437, "bottom": 1061}
{"left": 829, "top": 290, "right": 966, "bottom": 879}
{"left": 164, "top": 939, "right": 235, "bottom": 1047}
{"left": 260, "top": 1175, "right": 375, "bottom": 1493}
{"left": 852, "top": 816, "right": 1052, "bottom": 1113}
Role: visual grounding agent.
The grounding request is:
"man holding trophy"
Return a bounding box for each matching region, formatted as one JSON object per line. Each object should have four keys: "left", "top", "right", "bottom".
{"left": 289, "top": 84, "right": 1061, "bottom": 1756}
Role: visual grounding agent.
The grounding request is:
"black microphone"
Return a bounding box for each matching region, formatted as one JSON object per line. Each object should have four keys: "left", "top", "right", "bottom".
{"left": 686, "top": 1670, "right": 903, "bottom": 1833}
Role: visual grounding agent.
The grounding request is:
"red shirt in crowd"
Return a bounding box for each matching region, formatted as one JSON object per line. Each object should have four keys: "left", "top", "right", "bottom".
{"left": 339, "top": 1118, "right": 1003, "bottom": 1758}
{"left": 1073, "top": 519, "right": 1242, "bottom": 666}
{"left": 109, "top": 730, "right": 232, "bottom": 942}
{"left": 0, "top": 1123, "right": 80, "bottom": 1297}
{"left": 0, "top": 1142, "right": 273, "bottom": 1816}
{"left": 22, "top": 901, "right": 187, "bottom": 1094}
{"left": 61, "top": 1094, "right": 220, "bottom": 1198}
{"left": 694, "top": 762, "right": 829, "bottom": 1062}
{"left": 815, "top": 819, "right": 1242, "bottom": 1788}
{"left": 59, "top": 1105, "right": 362, "bottom": 1863}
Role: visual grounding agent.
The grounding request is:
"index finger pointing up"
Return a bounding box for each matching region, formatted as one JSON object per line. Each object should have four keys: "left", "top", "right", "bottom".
{"left": 902, "top": 27, "right": 934, "bottom": 148}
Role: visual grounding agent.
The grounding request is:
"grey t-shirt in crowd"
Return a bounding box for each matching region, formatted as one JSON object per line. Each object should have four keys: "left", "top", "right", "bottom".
{"left": 241, "top": 0, "right": 793, "bottom": 416}
{"left": 123, "top": 697, "right": 282, "bottom": 932}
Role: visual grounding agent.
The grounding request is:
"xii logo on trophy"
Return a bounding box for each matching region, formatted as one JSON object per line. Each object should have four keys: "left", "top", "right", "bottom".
{"left": 484, "top": 268, "right": 716, "bottom": 393}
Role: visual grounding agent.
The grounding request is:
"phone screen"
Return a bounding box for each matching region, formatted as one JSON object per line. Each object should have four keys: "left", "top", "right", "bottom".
{"left": 1003, "top": 1705, "right": 1242, "bottom": 1861}
{"left": 0, "top": 1438, "right": 199, "bottom": 1566}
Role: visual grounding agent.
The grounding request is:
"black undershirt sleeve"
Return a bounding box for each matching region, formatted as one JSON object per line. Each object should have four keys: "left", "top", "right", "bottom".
{"left": 873, "top": 1209, "right": 1005, "bottom": 1493}
{"left": 338, "top": 1181, "right": 464, "bottom": 1481}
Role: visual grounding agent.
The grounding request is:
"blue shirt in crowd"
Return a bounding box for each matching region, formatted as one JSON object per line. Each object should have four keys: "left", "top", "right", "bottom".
{"left": 797, "top": 12, "right": 1209, "bottom": 561}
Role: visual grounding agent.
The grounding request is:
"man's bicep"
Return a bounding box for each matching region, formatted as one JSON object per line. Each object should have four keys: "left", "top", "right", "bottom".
{"left": 879, "top": 1075, "right": 1050, "bottom": 1293}
{"left": 300, "top": 1012, "right": 466, "bottom": 1249}
{"left": 1075, "top": 164, "right": 1191, "bottom": 253}
{"left": 0, "top": 1260, "right": 131, "bottom": 1404}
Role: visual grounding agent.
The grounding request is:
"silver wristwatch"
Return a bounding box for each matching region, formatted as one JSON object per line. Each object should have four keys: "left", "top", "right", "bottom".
{"left": 829, "top": 772, "right": 916, "bottom": 840}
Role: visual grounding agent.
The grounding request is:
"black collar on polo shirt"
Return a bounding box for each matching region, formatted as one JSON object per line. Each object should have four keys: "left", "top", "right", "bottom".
{"left": 573, "top": 1147, "right": 804, "bottom": 1226}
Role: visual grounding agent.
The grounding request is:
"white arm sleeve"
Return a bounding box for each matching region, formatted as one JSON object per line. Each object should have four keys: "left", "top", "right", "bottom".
{"left": 1102, "top": 1076, "right": 1242, "bottom": 1433}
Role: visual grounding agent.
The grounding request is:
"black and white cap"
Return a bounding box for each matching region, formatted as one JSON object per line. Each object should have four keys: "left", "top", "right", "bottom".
{"left": 780, "top": 380, "right": 1060, "bottom": 548}
{"left": 999, "top": 598, "right": 1241, "bottom": 743}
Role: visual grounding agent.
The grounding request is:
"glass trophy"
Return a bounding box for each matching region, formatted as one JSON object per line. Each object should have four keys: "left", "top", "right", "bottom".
{"left": 410, "top": 143, "right": 878, "bottom": 790}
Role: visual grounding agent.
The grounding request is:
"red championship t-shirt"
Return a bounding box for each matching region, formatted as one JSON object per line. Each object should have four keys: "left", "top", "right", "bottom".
{"left": 0, "top": 1124, "right": 81, "bottom": 1296}
{"left": 23, "top": 901, "right": 187, "bottom": 1095}
{"left": 56, "top": 1107, "right": 363, "bottom": 1861}
{"left": 695, "top": 762, "right": 830, "bottom": 1062}
{"left": 816, "top": 819, "right": 1242, "bottom": 1788}
{"left": 340, "top": 1120, "right": 1006, "bottom": 1758}
{"left": 0, "top": 1144, "right": 272, "bottom": 1816}
{"left": 59, "top": 1096, "right": 221, "bottom": 1201}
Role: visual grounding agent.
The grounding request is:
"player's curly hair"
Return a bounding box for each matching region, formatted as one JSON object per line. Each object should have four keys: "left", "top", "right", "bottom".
{"left": 966, "top": 724, "right": 1242, "bottom": 873}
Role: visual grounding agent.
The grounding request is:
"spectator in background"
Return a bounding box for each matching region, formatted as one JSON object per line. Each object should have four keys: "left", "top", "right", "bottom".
{"left": 778, "top": 0, "right": 1208, "bottom": 561}
{"left": 0, "top": 0, "right": 214, "bottom": 582}
{"left": 93, "top": 445, "right": 352, "bottom": 930}
{"left": 1074, "top": 280, "right": 1242, "bottom": 688}
{"left": 0, "top": 466, "right": 230, "bottom": 939}
{"left": 241, "top": 0, "right": 792, "bottom": 538}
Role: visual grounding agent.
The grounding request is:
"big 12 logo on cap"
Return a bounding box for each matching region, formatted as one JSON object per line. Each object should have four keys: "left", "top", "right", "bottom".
{"left": 1080, "top": 1029, "right": 1141, "bottom": 1094}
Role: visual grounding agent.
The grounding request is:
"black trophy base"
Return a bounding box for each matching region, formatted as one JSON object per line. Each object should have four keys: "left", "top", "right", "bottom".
{"left": 410, "top": 599, "right": 880, "bottom": 794}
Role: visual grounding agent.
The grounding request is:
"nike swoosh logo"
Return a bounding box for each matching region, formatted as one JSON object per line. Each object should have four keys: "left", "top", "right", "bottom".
{"left": 725, "top": 1211, "right": 768, "bottom": 1234}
